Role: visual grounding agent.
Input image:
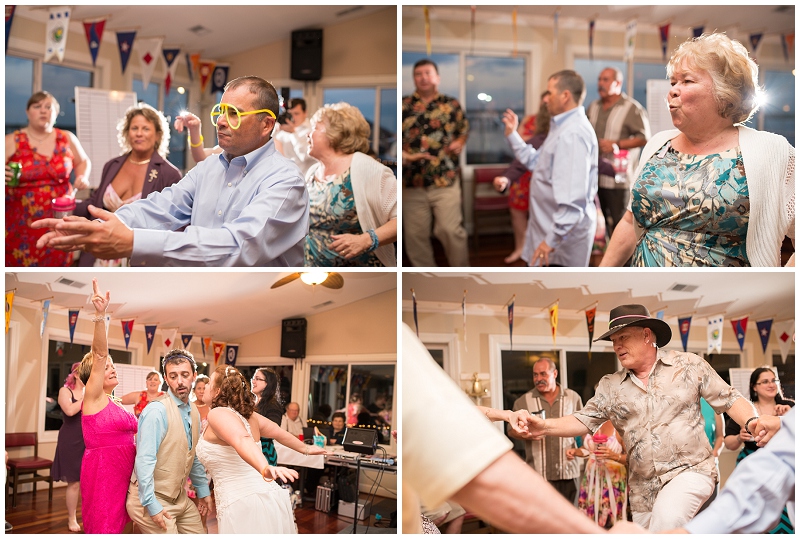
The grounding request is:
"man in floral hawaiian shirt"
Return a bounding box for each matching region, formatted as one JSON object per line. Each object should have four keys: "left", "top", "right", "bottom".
{"left": 524, "top": 304, "right": 776, "bottom": 532}
{"left": 402, "top": 59, "right": 470, "bottom": 267}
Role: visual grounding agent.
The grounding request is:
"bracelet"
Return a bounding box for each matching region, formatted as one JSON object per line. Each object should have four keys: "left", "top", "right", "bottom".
{"left": 366, "top": 229, "right": 379, "bottom": 252}
{"left": 744, "top": 416, "right": 759, "bottom": 435}
{"left": 91, "top": 315, "right": 105, "bottom": 323}
{"left": 188, "top": 134, "right": 204, "bottom": 148}
{"left": 261, "top": 465, "right": 274, "bottom": 482}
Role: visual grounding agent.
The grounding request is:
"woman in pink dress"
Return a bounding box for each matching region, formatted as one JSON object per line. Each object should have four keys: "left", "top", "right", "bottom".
{"left": 76, "top": 279, "right": 137, "bottom": 534}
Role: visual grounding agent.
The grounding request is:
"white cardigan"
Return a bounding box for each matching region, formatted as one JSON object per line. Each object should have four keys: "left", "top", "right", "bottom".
{"left": 306, "top": 152, "right": 397, "bottom": 267}
{"left": 632, "top": 126, "right": 795, "bottom": 267}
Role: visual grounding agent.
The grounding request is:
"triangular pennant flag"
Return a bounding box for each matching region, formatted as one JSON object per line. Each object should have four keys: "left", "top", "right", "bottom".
{"left": 121, "top": 320, "right": 134, "bottom": 349}
{"left": 623, "top": 21, "right": 637, "bottom": 62}
{"left": 225, "top": 344, "right": 239, "bottom": 366}
{"left": 773, "top": 320, "right": 794, "bottom": 364}
{"left": 44, "top": 7, "right": 71, "bottom": 63}
{"left": 145, "top": 324, "right": 158, "bottom": 354}
{"left": 213, "top": 341, "right": 226, "bottom": 366}
{"left": 411, "top": 289, "right": 419, "bottom": 337}
{"left": 549, "top": 302, "right": 559, "bottom": 348}
{"left": 678, "top": 316, "right": 692, "bottom": 352}
{"left": 588, "top": 20, "right": 596, "bottom": 60}
{"left": 785, "top": 33, "right": 795, "bottom": 61}
{"left": 162, "top": 47, "right": 181, "bottom": 96}
{"left": 6, "top": 6, "right": 16, "bottom": 54}
{"left": 189, "top": 53, "right": 200, "bottom": 81}
{"left": 82, "top": 19, "right": 106, "bottom": 67}
{"left": 163, "top": 328, "right": 177, "bottom": 351}
{"left": 6, "top": 291, "right": 15, "bottom": 334}
{"left": 656, "top": 310, "right": 665, "bottom": 320}
{"left": 756, "top": 319, "right": 773, "bottom": 354}
{"left": 40, "top": 299, "right": 51, "bottom": 338}
{"left": 68, "top": 309, "right": 80, "bottom": 344}
{"left": 749, "top": 33, "right": 763, "bottom": 55}
{"left": 585, "top": 307, "right": 596, "bottom": 359}
{"left": 210, "top": 64, "right": 229, "bottom": 94}
{"left": 181, "top": 334, "right": 193, "bottom": 349}
{"left": 692, "top": 26, "right": 704, "bottom": 39}
{"left": 659, "top": 23, "right": 671, "bottom": 61}
{"left": 185, "top": 52, "right": 194, "bottom": 81}
{"left": 137, "top": 37, "right": 163, "bottom": 90}
{"left": 203, "top": 336, "right": 212, "bottom": 358}
{"left": 730, "top": 317, "right": 748, "bottom": 352}
{"left": 707, "top": 315, "right": 724, "bottom": 355}
{"left": 508, "top": 296, "right": 515, "bottom": 351}
{"left": 199, "top": 60, "right": 216, "bottom": 94}
{"left": 116, "top": 31, "right": 136, "bottom": 74}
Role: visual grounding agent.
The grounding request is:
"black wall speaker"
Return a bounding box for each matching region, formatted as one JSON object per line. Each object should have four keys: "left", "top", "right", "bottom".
{"left": 281, "top": 318, "right": 307, "bottom": 358}
{"left": 291, "top": 29, "right": 323, "bottom": 81}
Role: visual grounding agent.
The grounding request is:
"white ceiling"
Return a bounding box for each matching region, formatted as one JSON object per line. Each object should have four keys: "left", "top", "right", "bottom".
{"left": 7, "top": 271, "right": 396, "bottom": 341}
{"left": 407, "top": 5, "right": 795, "bottom": 35}
{"left": 402, "top": 271, "right": 795, "bottom": 323}
{"left": 14, "top": 5, "right": 389, "bottom": 59}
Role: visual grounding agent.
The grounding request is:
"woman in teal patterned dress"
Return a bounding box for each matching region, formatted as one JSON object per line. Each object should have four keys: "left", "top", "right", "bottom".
{"left": 601, "top": 33, "right": 794, "bottom": 267}
{"left": 304, "top": 102, "right": 397, "bottom": 267}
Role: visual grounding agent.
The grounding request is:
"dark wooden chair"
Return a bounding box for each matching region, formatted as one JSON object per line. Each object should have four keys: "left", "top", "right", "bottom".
{"left": 472, "top": 166, "right": 511, "bottom": 251}
{"left": 6, "top": 432, "right": 53, "bottom": 508}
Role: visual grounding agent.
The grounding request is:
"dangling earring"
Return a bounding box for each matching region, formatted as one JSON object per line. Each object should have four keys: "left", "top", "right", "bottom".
{"left": 652, "top": 341, "right": 658, "bottom": 348}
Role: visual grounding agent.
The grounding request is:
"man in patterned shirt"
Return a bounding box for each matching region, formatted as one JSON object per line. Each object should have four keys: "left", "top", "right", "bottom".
{"left": 524, "top": 304, "right": 773, "bottom": 532}
{"left": 402, "top": 59, "right": 470, "bottom": 267}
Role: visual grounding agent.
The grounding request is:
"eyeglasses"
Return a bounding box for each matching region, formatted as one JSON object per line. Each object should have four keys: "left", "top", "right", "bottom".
{"left": 755, "top": 378, "right": 779, "bottom": 386}
{"left": 210, "top": 103, "right": 276, "bottom": 129}
{"left": 252, "top": 377, "right": 267, "bottom": 383}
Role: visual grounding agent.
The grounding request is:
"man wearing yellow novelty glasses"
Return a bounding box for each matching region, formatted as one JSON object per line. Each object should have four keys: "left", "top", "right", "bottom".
{"left": 32, "top": 76, "right": 309, "bottom": 266}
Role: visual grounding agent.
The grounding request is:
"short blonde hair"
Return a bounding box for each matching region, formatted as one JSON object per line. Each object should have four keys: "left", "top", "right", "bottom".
{"left": 77, "top": 350, "right": 113, "bottom": 385}
{"left": 117, "top": 103, "right": 171, "bottom": 158}
{"left": 311, "top": 102, "right": 371, "bottom": 155}
{"left": 667, "top": 33, "right": 762, "bottom": 125}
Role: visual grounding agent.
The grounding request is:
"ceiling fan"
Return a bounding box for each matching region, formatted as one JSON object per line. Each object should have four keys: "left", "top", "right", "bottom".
{"left": 270, "top": 271, "right": 344, "bottom": 290}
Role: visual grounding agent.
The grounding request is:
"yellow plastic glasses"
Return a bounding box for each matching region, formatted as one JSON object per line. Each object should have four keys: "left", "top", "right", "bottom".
{"left": 210, "top": 103, "right": 276, "bottom": 129}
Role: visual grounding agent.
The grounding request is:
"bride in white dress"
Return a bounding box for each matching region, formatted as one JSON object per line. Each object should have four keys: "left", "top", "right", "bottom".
{"left": 197, "top": 365, "right": 326, "bottom": 534}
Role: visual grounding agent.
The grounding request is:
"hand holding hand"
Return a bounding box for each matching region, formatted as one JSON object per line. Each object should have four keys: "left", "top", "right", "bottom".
{"left": 35, "top": 205, "right": 134, "bottom": 259}
{"left": 738, "top": 426, "right": 754, "bottom": 443}
{"left": 330, "top": 233, "right": 372, "bottom": 259}
{"left": 493, "top": 176, "right": 509, "bottom": 192}
{"left": 752, "top": 415, "right": 782, "bottom": 446}
{"left": 506, "top": 409, "right": 531, "bottom": 437}
{"left": 523, "top": 414, "right": 546, "bottom": 440}
{"left": 196, "top": 496, "right": 212, "bottom": 517}
{"left": 502, "top": 109, "right": 519, "bottom": 137}
{"left": 91, "top": 278, "right": 110, "bottom": 315}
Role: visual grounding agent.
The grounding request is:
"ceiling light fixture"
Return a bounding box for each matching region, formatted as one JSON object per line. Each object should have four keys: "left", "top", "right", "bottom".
{"left": 301, "top": 271, "right": 329, "bottom": 286}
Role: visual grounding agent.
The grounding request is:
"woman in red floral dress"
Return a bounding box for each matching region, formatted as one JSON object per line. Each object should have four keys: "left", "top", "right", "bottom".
{"left": 5, "top": 91, "right": 91, "bottom": 266}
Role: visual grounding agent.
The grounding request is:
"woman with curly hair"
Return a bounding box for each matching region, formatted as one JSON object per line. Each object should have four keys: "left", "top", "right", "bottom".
{"left": 196, "top": 365, "right": 326, "bottom": 533}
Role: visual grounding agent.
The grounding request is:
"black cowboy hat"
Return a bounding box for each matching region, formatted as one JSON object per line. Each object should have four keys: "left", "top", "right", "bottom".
{"left": 594, "top": 304, "right": 672, "bottom": 348}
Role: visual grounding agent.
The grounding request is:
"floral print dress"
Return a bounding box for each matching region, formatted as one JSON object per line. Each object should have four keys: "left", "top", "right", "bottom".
{"left": 5, "top": 130, "right": 74, "bottom": 266}
{"left": 304, "top": 168, "right": 381, "bottom": 267}
{"left": 577, "top": 433, "right": 628, "bottom": 528}
{"left": 631, "top": 142, "right": 749, "bottom": 266}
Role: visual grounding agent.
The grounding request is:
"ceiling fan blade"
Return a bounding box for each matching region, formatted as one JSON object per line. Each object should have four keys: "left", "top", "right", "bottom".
{"left": 270, "top": 273, "right": 302, "bottom": 289}
{"left": 321, "top": 272, "right": 344, "bottom": 289}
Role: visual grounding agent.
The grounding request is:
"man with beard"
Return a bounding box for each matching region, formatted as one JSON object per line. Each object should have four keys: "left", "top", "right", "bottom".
{"left": 509, "top": 358, "right": 583, "bottom": 503}
{"left": 32, "top": 76, "right": 308, "bottom": 266}
{"left": 126, "top": 350, "right": 211, "bottom": 533}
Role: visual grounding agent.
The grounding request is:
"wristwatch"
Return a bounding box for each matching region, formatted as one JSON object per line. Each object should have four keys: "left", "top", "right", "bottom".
{"left": 744, "top": 416, "right": 759, "bottom": 435}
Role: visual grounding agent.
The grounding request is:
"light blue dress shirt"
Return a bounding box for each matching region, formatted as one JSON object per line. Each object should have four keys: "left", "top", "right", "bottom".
{"left": 506, "top": 106, "right": 598, "bottom": 267}
{"left": 115, "top": 139, "right": 309, "bottom": 266}
{"left": 134, "top": 389, "right": 210, "bottom": 517}
{"left": 685, "top": 408, "right": 795, "bottom": 533}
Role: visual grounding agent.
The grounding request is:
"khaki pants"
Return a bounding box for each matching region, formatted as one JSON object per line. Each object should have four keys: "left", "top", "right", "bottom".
{"left": 632, "top": 471, "right": 714, "bottom": 532}
{"left": 126, "top": 481, "right": 204, "bottom": 534}
{"left": 403, "top": 184, "right": 470, "bottom": 267}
